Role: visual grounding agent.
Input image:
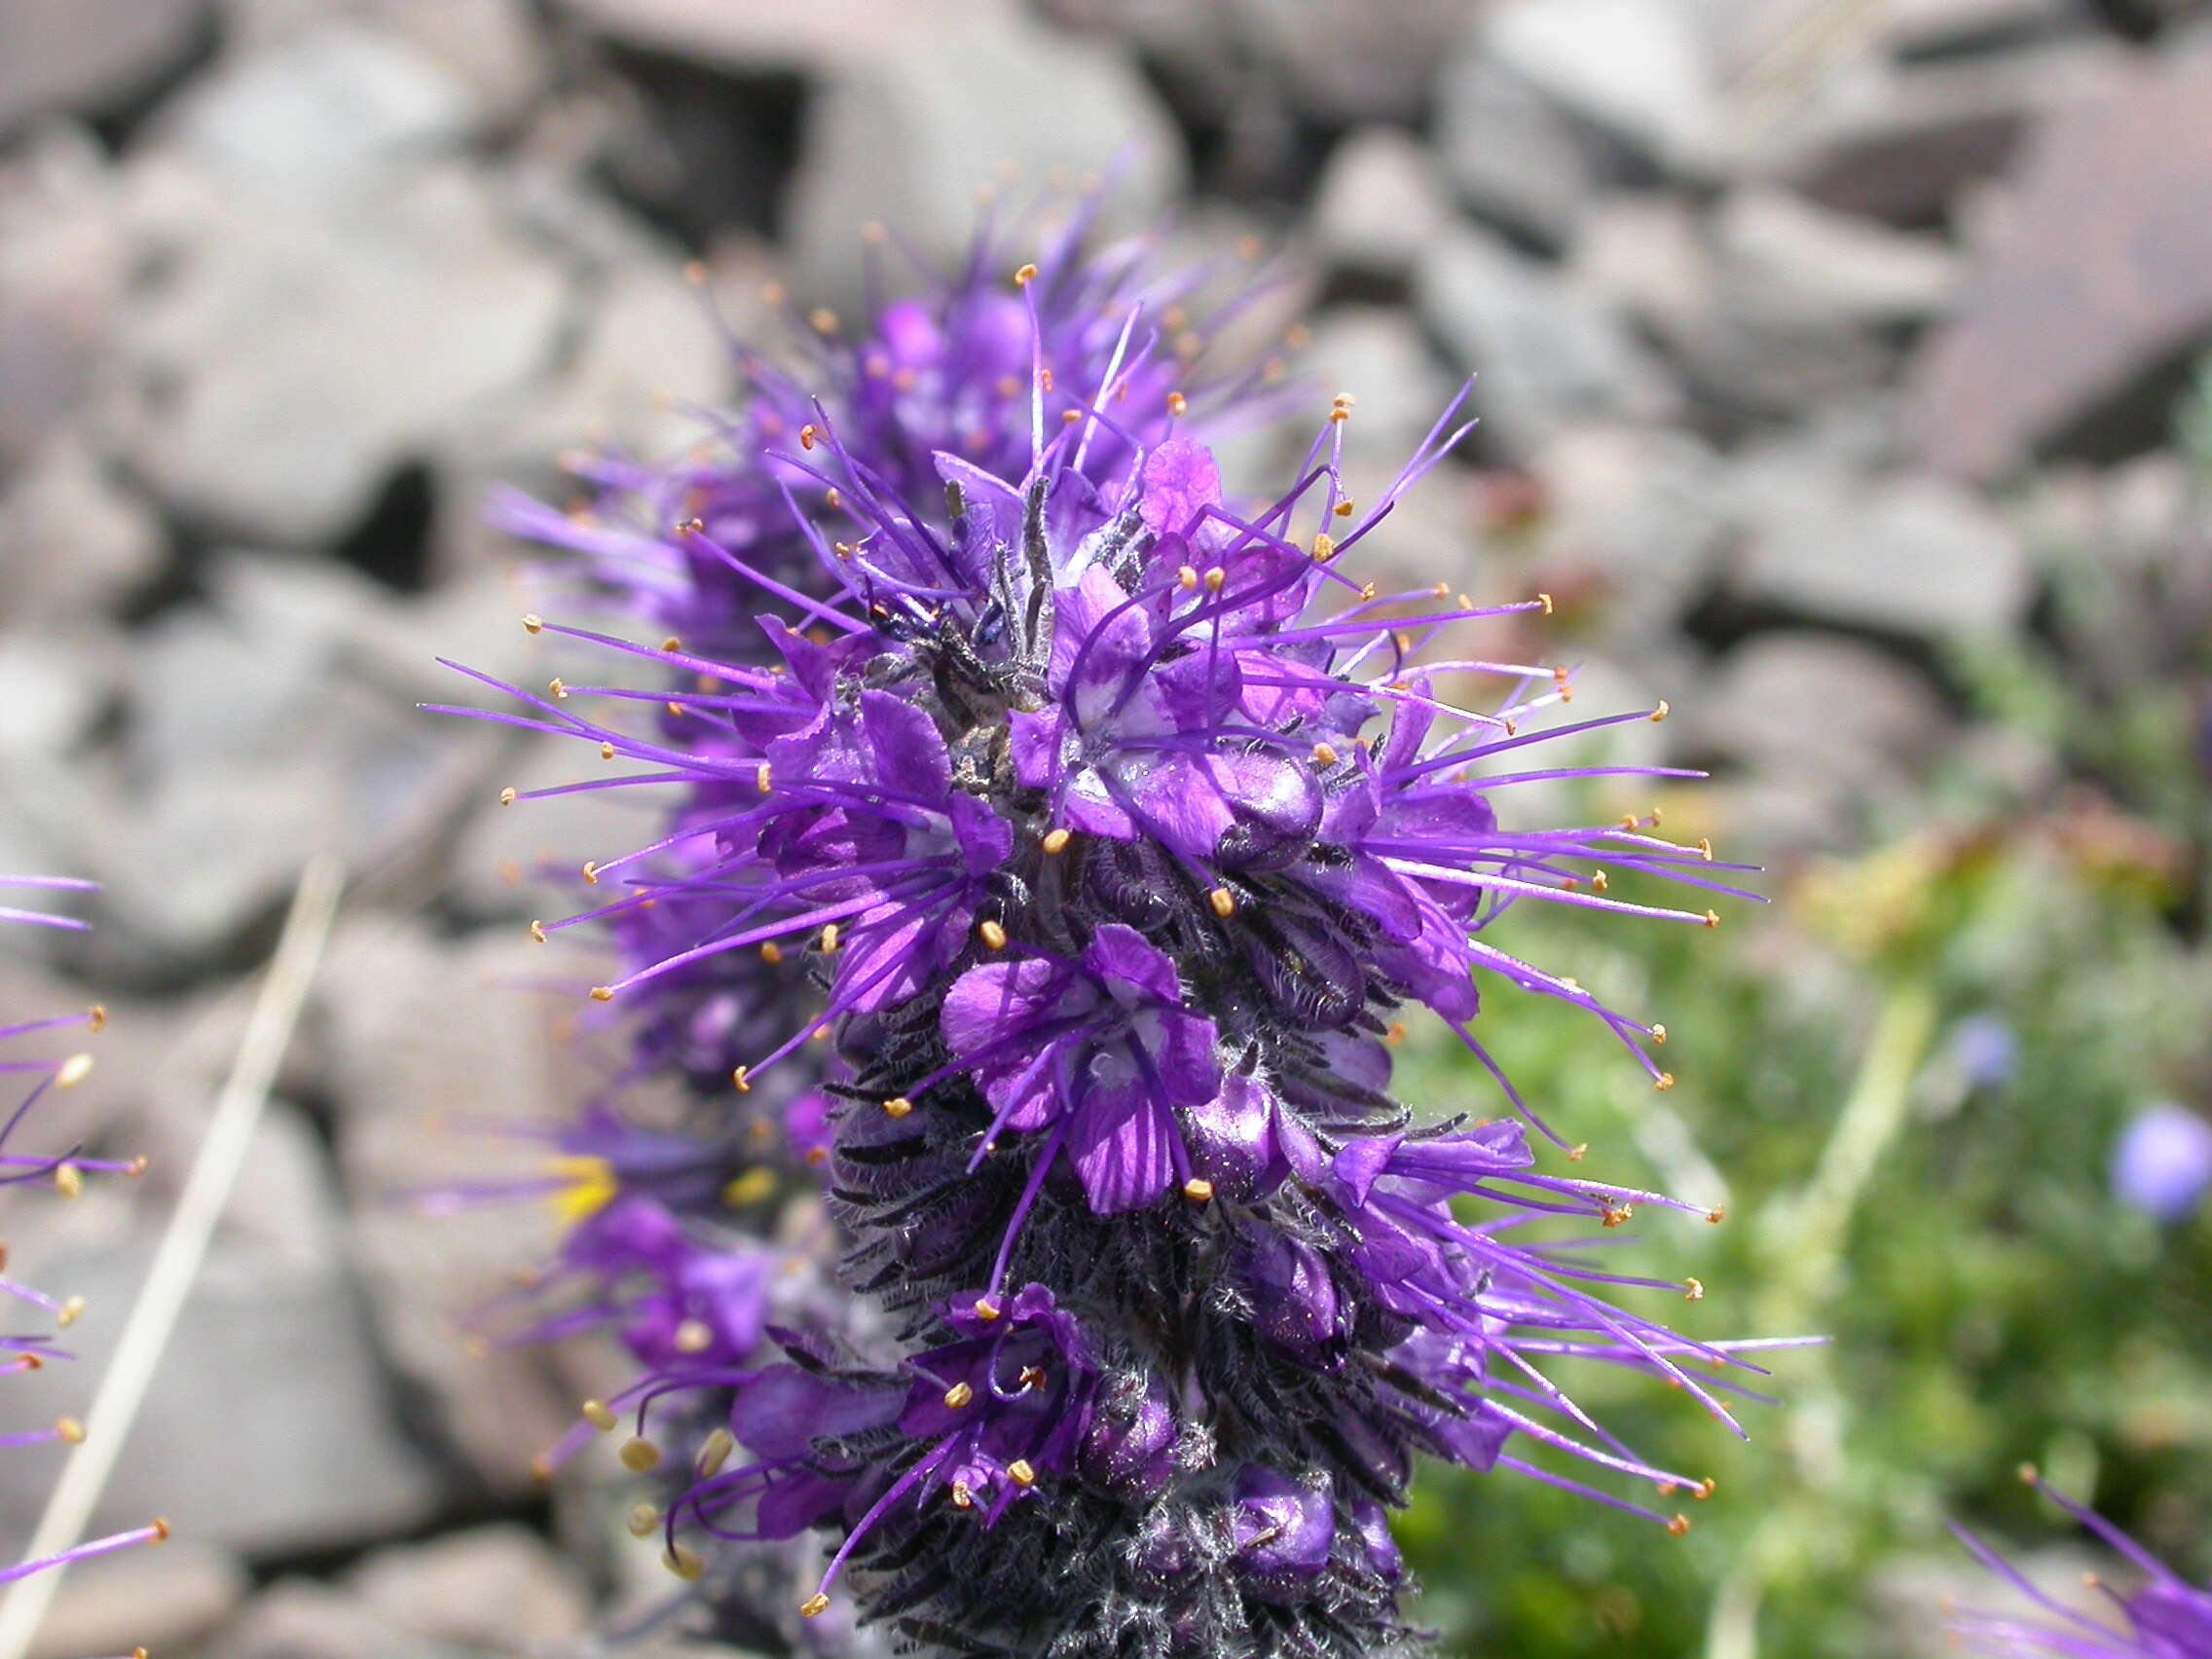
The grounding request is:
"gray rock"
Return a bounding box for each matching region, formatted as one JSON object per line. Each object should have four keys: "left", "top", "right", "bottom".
{"left": 1300, "top": 306, "right": 1459, "bottom": 454}
{"left": 160, "top": 22, "right": 478, "bottom": 197}
{"left": 449, "top": 731, "right": 670, "bottom": 919}
{"left": 1432, "top": 53, "right": 1594, "bottom": 253}
{"left": 1480, "top": 0, "right": 1717, "bottom": 171}
{"left": 0, "top": 0, "right": 212, "bottom": 135}
{"left": 1690, "top": 632, "right": 1950, "bottom": 849}
{"left": 0, "top": 435, "right": 166, "bottom": 623}
{"left": 0, "top": 1105, "right": 449, "bottom": 1554}
{"left": 0, "top": 128, "right": 129, "bottom": 473}
{"left": 1725, "top": 448, "right": 2032, "bottom": 636}
{"left": 72, "top": 555, "right": 508, "bottom": 958}
{"left": 1912, "top": 49, "right": 2212, "bottom": 479}
{"left": 1713, "top": 188, "right": 1957, "bottom": 327}
{"left": 373, "top": 0, "right": 548, "bottom": 127}
{"left": 1229, "top": 0, "right": 1483, "bottom": 123}
{"left": 0, "top": 629, "right": 115, "bottom": 762}
{"left": 347, "top": 1524, "right": 591, "bottom": 1647}
{"left": 554, "top": 0, "right": 911, "bottom": 73}
{"left": 318, "top": 920, "right": 599, "bottom": 1493}
{"left": 1415, "top": 221, "right": 1677, "bottom": 458}
{"left": 1567, "top": 193, "right": 1710, "bottom": 337}
{"left": 1525, "top": 423, "right": 1731, "bottom": 634}
{"left": 1310, "top": 127, "right": 1456, "bottom": 279}
{"left": 119, "top": 164, "right": 569, "bottom": 546}
{"left": 1756, "top": 38, "right": 2128, "bottom": 226}
{"left": 785, "top": 0, "right": 1183, "bottom": 306}
{"left": 27, "top": 1537, "right": 249, "bottom": 1659}
{"left": 219, "top": 1581, "right": 452, "bottom": 1659}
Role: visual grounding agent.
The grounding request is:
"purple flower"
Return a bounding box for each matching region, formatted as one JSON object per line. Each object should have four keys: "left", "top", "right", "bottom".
{"left": 446, "top": 217, "right": 1784, "bottom": 1658}
{"left": 1953, "top": 1468, "right": 2212, "bottom": 1658}
{"left": 2112, "top": 1103, "right": 2212, "bottom": 1224}
{"left": 940, "top": 924, "right": 1218, "bottom": 1214}
{"left": 1952, "top": 1014, "right": 2019, "bottom": 1090}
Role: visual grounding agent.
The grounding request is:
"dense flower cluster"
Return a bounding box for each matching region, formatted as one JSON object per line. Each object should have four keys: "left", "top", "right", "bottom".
{"left": 1953, "top": 1468, "right": 2212, "bottom": 1658}
{"left": 453, "top": 211, "right": 1789, "bottom": 1659}
{"left": 0, "top": 876, "right": 165, "bottom": 1590}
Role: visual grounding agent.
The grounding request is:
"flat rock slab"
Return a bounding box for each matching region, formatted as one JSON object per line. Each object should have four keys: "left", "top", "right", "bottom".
{"left": 1913, "top": 50, "right": 2212, "bottom": 479}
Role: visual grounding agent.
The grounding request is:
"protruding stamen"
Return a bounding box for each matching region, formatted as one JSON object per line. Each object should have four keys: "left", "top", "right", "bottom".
{"left": 581, "top": 1399, "right": 617, "bottom": 1432}
{"left": 1182, "top": 1178, "right": 1214, "bottom": 1202}
{"left": 1042, "top": 828, "right": 1072, "bottom": 855}
{"left": 801, "top": 1593, "right": 831, "bottom": 1617}
{"left": 626, "top": 1502, "right": 658, "bottom": 1537}
{"left": 978, "top": 920, "right": 1009, "bottom": 950}
{"left": 619, "top": 1437, "right": 662, "bottom": 1472}
{"left": 1208, "top": 888, "right": 1235, "bottom": 919}
{"left": 942, "top": 1382, "right": 974, "bottom": 1410}
{"left": 1008, "top": 1459, "right": 1037, "bottom": 1488}
{"left": 884, "top": 1096, "right": 914, "bottom": 1119}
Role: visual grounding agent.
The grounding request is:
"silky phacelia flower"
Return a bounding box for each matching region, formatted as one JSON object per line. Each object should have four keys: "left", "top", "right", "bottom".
{"left": 450, "top": 222, "right": 1785, "bottom": 1659}
{"left": 1953, "top": 1467, "right": 2212, "bottom": 1658}
{"left": 0, "top": 876, "right": 166, "bottom": 1590}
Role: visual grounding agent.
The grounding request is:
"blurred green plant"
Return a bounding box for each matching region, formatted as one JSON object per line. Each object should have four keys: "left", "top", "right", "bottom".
{"left": 1399, "top": 365, "right": 2212, "bottom": 1656}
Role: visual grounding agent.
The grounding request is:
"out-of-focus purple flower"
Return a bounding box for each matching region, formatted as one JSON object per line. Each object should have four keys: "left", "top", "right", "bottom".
{"left": 2112, "top": 1102, "right": 2212, "bottom": 1224}
{"left": 1951, "top": 1013, "right": 2019, "bottom": 1090}
{"left": 1953, "top": 1468, "right": 2212, "bottom": 1658}
{"left": 0, "top": 877, "right": 165, "bottom": 1589}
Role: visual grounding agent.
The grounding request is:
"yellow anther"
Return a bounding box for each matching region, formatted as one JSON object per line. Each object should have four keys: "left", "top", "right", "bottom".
{"left": 884, "top": 1096, "right": 914, "bottom": 1119}
{"left": 801, "top": 1593, "right": 832, "bottom": 1618}
{"left": 674, "top": 1318, "right": 713, "bottom": 1353}
{"left": 1683, "top": 1278, "right": 1705, "bottom": 1302}
{"left": 499, "top": 787, "right": 518, "bottom": 806}
{"left": 809, "top": 309, "right": 838, "bottom": 334}
{"left": 627, "top": 1502, "right": 659, "bottom": 1537}
{"left": 1651, "top": 1023, "right": 1667, "bottom": 1045}
{"left": 1697, "top": 837, "right": 1714, "bottom": 861}
{"left": 619, "top": 1437, "right": 662, "bottom": 1473}
{"left": 86, "top": 1004, "right": 106, "bottom": 1033}
{"left": 1651, "top": 700, "right": 1670, "bottom": 721}
{"left": 1042, "top": 828, "right": 1072, "bottom": 855}
{"left": 581, "top": 861, "right": 601, "bottom": 884}
{"left": 600, "top": 741, "right": 616, "bottom": 760}
{"left": 1668, "top": 1515, "right": 1691, "bottom": 1537}
{"left": 582, "top": 1399, "right": 618, "bottom": 1432}
{"left": 950, "top": 1479, "right": 975, "bottom": 1509}
{"left": 1312, "top": 743, "right": 1338, "bottom": 766}
{"left": 1537, "top": 592, "right": 1554, "bottom": 614}
{"left": 724, "top": 1167, "right": 775, "bottom": 1206}
{"left": 1208, "top": 888, "right": 1235, "bottom": 919}
{"left": 1203, "top": 567, "right": 1226, "bottom": 592}
{"left": 799, "top": 424, "right": 818, "bottom": 450}
{"left": 522, "top": 613, "right": 543, "bottom": 634}
{"left": 1017, "top": 1365, "right": 1047, "bottom": 1390}
{"left": 1654, "top": 1072, "right": 1676, "bottom": 1091}
{"left": 756, "top": 762, "right": 773, "bottom": 793}
{"left": 1008, "top": 1458, "right": 1037, "bottom": 1487}
{"left": 973, "top": 1298, "right": 1001, "bottom": 1322}
{"left": 731, "top": 1065, "right": 752, "bottom": 1092}
{"left": 57, "top": 1296, "right": 83, "bottom": 1329}
{"left": 665, "top": 1544, "right": 705, "bottom": 1581}
{"left": 943, "top": 1382, "right": 975, "bottom": 1410}
{"left": 55, "top": 1417, "right": 83, "bottom": 1444}
{"left": 1567, "top": 1143, "right": 1588, "bottom": 1161}
{"left": 1591, "top": 870, "right": 1608, "bottom": 893}
{"left": 1696, "top": 1478, "right": 1716, "bottom": 1499}
{"left": 1014, "top": 262, "right": 1038, "bottom": 286}
{"left": 529, "top": 921, "right": 547, "bottom": 944}
{"left": 1706, "top": 1205, "right": 1727, "bottom": 1225}
{"left": 759, "top": 940, "right": 784, "bottom": 965}
{"left": 1703, "top": 909, "right": 1720, "bottom": 929}
{"left": 1310, "top": 533, "right": 1337, "bottom": 562}
{"left": 1183, "top": 1178, "right": 1215, "bottom": 1202}
{"left": 820, "top": 923, "right": 840, "bottom": 952}
{"left": 548, "top": 678, "right": 567, "bottom": 699}
{"left": 1335, "top": 498, "right": 1354, "bottom": 517}
{"left": 697, "top": 1428, "right": 736, "bottom": 1478}
{"left": 54, "top": 1055, "right": 92, "bottom": 1092}
{"left": 979, "top": 919, "right": 1009, "bottom": 949}
{"left": 1166, "top": 390, "right": 1188, "bottom": 417}
{"left": 590, "top": 985, "right": 614, "bottom": 1004}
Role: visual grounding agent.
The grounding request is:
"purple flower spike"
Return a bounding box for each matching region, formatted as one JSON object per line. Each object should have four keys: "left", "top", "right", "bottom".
{"left": 2112, "top": 1103, "right": 2212, "bottom": 1224}
{"left": 1953, "top": 1467, "right": 2212, "bottom": 1658}
{"left": 452, "top": 208, "right": 1789, "bottom": 1659}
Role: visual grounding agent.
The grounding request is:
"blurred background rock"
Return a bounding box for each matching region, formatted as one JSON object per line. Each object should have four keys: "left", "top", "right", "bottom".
{"left": 0, "top": 0, "right": 2208, "bottom": 1654}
